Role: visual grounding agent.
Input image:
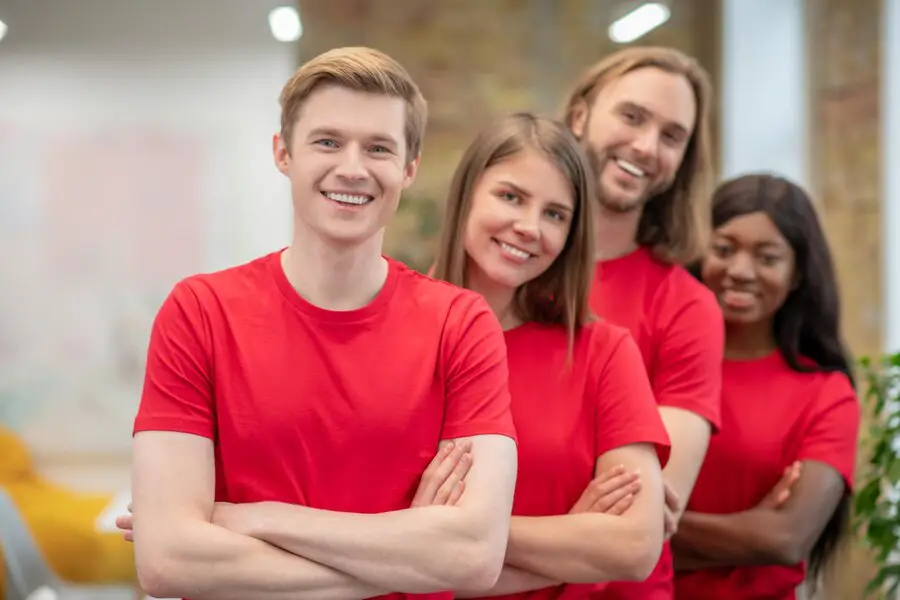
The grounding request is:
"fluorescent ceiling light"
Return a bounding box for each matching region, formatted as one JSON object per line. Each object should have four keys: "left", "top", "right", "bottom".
{"left": 269, "top": 6, "right": 302, "bottom": 43}
{"left": 609, "top": 2, "right": 671, "bottom": 44}
{"left": 0, "top": 19, "right": 8, "bottom": 42}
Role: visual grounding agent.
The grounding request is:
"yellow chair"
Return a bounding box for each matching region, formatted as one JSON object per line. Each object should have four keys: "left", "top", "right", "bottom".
{"left": 0, "top": 427, "right": 136, "bottom": 596}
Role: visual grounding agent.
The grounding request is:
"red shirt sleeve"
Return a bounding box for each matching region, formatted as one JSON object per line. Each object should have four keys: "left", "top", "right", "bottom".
{"left": 439, "top": 293, "right": 517, "bottom": 442}
{"left": 653, "top": 284, "right": 725, "bottom": 431}
{"left": 594, "top": 329, "right": 672, "bottom": 467}
{"left": 796, "top": 373, "right": 861, "bottom": 490}
{"left": 133, "top": 280, "right": 216, "bottom": 439}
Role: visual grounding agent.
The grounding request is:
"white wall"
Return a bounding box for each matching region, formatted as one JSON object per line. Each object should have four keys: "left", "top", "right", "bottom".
{"left": 884, "top": 0, "right": 900, "bottom": 353}
{"left": 0, "top": 0, "right": 296, "bottom": 490}
{"left": 720, "top": 0, "right": 808, "bottom": 188}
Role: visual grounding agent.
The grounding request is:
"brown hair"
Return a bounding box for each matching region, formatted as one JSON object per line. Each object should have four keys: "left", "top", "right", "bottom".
{"left": 564, "top": 46, "right": 714, "bottom": 266}
{"left": 433, "top": 113, "right": 596, "bottom": 346}
{"left": 278, "top": 46, "right": 427, "bottom": 163}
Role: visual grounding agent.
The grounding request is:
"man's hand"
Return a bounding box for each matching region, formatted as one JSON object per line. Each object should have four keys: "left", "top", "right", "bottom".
{"left": 569, "top": 465, "right": 642, "bottom": 515}
{"left": 412, "top": 440, "right": 473, "bottom": 507}
{"left": 663, "top": 482, "right": 681, "bottom": 539}
{"left": 117, "top": 441, "right": 477, "bottom": 545}
{"left": 116, "top": 503, "right": 134, "bottom": 542}
{"left": 757, "top": 461, "right": 802, "bottom": 510}
{"left": 117, "top": 441, "right": 477, "bottom": 547}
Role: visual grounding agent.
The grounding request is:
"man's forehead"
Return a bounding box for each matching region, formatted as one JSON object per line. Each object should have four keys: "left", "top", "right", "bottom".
{"left": 296, "top": 88, "right": 406, "bottom": 142}
{"left": 595, "top": 70, "right": 696, "bottom": 129}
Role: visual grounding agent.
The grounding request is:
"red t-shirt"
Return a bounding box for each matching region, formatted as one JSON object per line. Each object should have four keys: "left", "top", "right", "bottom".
{"left": 470, "top": 320, "right": 670, "bottom": 600}
{"left": 673, "top": 352, "right": 860, "bottom": 600}
{"left": 133, "top": 251, "right": 517, "bottom": 600}
{"left": 588, "top": 246, "right": 725, "bottom": 600}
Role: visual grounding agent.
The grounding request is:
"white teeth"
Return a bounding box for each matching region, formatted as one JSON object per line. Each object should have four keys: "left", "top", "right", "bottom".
{"left": 324, "top": 192, "right": 371, "bottom": 205}
{"left": 615, "top": 159, "right": 645, "bottom": 178}
{"left": 499, "top": 242, "right": 530, "bottom": 260}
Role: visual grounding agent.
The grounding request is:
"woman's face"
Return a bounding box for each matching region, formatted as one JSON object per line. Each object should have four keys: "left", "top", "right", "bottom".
{"left": 464, "top": 148, "right": 576, "bottom": 292}
{"left": 701, "top": 211, "right": 796, "bottom": 325}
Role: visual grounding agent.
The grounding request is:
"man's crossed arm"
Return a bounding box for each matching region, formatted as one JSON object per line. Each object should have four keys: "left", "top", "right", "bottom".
{"left": 131, "top": 431, "right": 516, "bottom": 600}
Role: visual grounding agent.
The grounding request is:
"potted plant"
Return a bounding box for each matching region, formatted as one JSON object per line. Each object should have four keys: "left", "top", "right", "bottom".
{"left": 853, "top": 352, "right": 900, "bottom": 597}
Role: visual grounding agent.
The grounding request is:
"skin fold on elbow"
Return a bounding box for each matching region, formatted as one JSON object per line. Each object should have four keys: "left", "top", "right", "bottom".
{"left": 450, "top": 518, "right": 509, "bottom": 592}
{"left": 604, "top": 523, "right": 663, "bottom": 582}
{"left": 763, "top": 528, "right": 809, "bottom": 567}
{"left": 136, "top": 552, "right": 187, "bottom": 599}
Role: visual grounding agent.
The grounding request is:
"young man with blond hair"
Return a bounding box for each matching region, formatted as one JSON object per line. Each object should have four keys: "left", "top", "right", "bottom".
{"left": 558, "top": 47, "right": 725, "bottom": 600}
{"left": 128, "top": 46, "right": 518, "bottom": 600}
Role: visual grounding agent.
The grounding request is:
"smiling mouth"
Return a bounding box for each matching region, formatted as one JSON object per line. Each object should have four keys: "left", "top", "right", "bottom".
{"left": 494, "top": 239, "right": 534, "bottom": 261}
{"left": 613, "top": 158, "right": 647, "bottom": 178}
{"left": 322, "top": 191, "right": 374, "bottom": 206}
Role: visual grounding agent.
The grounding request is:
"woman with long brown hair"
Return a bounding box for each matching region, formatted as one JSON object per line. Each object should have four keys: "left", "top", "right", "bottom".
{"left": 427, "top": 112, "right": 671, "bottom": 598}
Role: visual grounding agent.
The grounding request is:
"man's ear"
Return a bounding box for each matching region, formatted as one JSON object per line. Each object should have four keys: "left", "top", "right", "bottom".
{"left": 569, "top": 100, "right": 590, "bottom": 140}
{"left": 273, "top": 132, "right": 290, "bottom": 176}
{"left": 402, "top": 154, "right": 421, "bottom": 190}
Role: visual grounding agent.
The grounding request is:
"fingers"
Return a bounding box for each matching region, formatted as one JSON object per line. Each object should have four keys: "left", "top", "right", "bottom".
{"left": 570, "top": 465, "right": 640, "bottom": 513}
{"left": 115, "top": 514, "right": 133, "bottom": 530}
{"left": 446, "top": 481, "right": 466, "bottom": 506}
{"left": 602, "top": 489, "right": 637, "bottom": 516}
{"left": 664, "top": 482, "right": 680, "bottom": 512}
{"left": 433, "top": 450, "right": 472, "bottom": 505}
{"left": 412, "top": 440, "right": 472, "bottom": 507}
{"left": 589, "top": 476, "right": 641, "bottom": 513}
{"left": 664, "top": 506, "right": 678, "bottom": 539}
{"left": 116, "top": 514, "right": 135, "bottom": 543}
{"left": 759, "top": 461, "right": 804, "bottom": 509}
{"left": 774, "top": 461, "right": 802, "bottom": 506}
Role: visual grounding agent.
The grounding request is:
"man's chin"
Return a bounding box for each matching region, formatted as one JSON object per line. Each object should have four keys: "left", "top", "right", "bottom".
{"left": 598, "top": 193, "right": 645, "bottom": 215}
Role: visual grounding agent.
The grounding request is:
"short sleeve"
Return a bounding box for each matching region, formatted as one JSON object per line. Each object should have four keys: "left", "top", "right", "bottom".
{"left": 133, "top": 280, "right": 216, "bottom": 439}
{"left": 439, "top": 293, "right": 517, "bottom": 442}
{"left": 594, "top": 329, "right": 672, "bottom": 466}
{"left": 653, "top": 283, "right": 725, "bottom": 431}
{"left": 796, "top": 373, "right": 861, "bottom": 490}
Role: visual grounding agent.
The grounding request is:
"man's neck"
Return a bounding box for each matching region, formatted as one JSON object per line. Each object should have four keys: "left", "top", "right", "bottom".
{"left": 594, "top": 204, "right": 642, "bottom": 261}
{"left": 282, "top": 223, "right": 389, "bottom": 312}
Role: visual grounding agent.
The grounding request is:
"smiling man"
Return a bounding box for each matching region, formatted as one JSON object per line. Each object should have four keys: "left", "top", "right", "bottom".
{"left": 561, "top": 47, "right": 725, "bottom": 600}
{"left": 129, "top": 46, "right": 518, "bottom": 600}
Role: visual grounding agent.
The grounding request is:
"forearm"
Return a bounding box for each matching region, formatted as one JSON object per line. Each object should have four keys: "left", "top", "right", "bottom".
{"left": 247, "top": 502, "right": 504, "bottom": 593}
{"left": 674, "top": 509, "right": 795, "bottom": 568}
{"left": 456, "top": 566, "right": 558, "bottom": 598}
{"left": 136, "top": 520, "right": 384, "bottom": 600}
{"left": 504, "top": 513, "right": 660, "bottom": 583}
{"left": 659, "top": 407, "right": 712, "bottom": 523}
{"left": 670, "top": 541, "right": 723, "bottom": 572}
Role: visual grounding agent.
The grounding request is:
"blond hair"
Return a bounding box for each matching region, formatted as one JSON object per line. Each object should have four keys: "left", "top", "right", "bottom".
{"left": 278, "top": 46, "right": 427, "bottom": 162}
{"left": 565, "top": 46, "right": 714, "bottom": 265}
{"left": 433, "top": 113, "right": 596, "bottom": 347}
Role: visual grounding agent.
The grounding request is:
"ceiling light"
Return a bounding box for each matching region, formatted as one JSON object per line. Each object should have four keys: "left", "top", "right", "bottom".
{"left": 0, "top": 19, "right": 8, "bottom": 42}
{"left": 269, "top": 6, "right": 302, "bottom": 43}
{"left": 609, "top": 3, "right": 671, "bottom": 44}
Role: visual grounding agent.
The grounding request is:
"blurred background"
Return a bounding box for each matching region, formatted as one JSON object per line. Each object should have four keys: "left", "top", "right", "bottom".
{"left": 0, "top": 0, "right": 893, "bottom": 598}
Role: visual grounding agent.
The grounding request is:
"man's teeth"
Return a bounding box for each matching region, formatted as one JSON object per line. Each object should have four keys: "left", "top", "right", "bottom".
{"left": 615, "top": 159, "right": 645, "bottom": 178}
{"left": 324, "top": 192, "right": 371, "bottom": 205}
{"left": 500, "top": 242, "right": 530, "bottom": 260}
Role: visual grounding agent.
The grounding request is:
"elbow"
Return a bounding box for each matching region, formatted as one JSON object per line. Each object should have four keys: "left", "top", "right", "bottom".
{"left": 595, "top": 521, "right": 664, "bottom": 581}
{"left": 136, "top": 553, "right": 182, "bottom": 599}
{"left": 135, "top": 539, "right": 193, "bottom": 599}
{"left": 612, "top": 523, "right": 664, "bottom": 581}
{"left": 452, "top": 539, "right": 505, "bottom": 592}
{"left": 448, "top": 514, "right": 509, "bottom": 592}
{"left": 765, "top": 530, "right": 808, "bottom": 567}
